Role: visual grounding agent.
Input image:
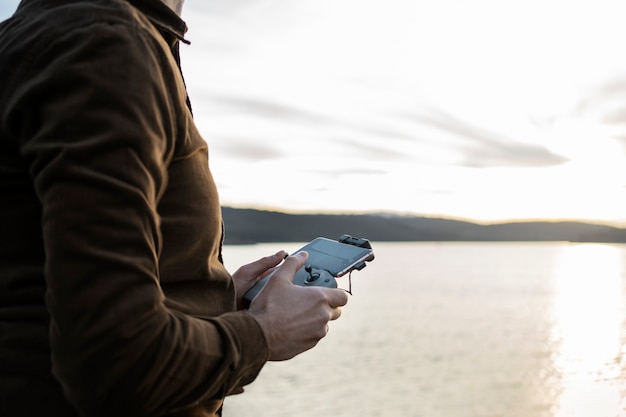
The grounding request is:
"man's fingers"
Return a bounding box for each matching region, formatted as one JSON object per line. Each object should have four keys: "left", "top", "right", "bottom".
{"left": 324, "top": 288, "right": 348, "bottom": 322}
{"left": 274, "top": 251, "right": 308, "bottom": 283}
{"left": 241, "top": 250, "right": 286, "bottom": 277}
{"left": 329, "top": 306, "right": 343, "bottom": 321}
{"left": 259, "top": 250, "right": 287, "bottom": 269}
{"left": 327, "top": 288, "right": 349, "bottom": 309}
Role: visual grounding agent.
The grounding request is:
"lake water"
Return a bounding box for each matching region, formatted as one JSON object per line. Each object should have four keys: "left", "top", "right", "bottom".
{"left": 220, "top": 242, "right": 626, "bottom": 417}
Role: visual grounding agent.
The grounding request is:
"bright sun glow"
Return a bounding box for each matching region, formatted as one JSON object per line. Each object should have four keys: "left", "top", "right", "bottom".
{"left": 550, "top": 244, "right": 626, "bottom": 416}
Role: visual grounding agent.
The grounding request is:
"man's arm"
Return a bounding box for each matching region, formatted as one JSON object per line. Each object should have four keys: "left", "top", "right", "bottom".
{"left": 7, "top": 12, "right": 267, "bottom": 416}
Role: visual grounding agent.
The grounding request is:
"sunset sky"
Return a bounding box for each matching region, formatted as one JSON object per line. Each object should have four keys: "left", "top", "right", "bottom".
{"left": 3, "top": 0, "right": 626, "bottom": 225}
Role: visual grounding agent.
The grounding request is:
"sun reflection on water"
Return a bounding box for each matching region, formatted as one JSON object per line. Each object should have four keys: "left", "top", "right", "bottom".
{"left": 550, "top": 244, "right": 626, "bottom": 417}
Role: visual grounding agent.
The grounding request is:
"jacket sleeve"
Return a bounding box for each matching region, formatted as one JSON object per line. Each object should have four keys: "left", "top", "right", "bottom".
{"left": 7, "top": 15, "right": 268, "bottom": 417}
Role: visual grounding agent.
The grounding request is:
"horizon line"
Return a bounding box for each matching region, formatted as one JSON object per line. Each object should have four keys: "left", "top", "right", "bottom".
{"left": 221, "top": 205, "right": 626, "bottom": 229}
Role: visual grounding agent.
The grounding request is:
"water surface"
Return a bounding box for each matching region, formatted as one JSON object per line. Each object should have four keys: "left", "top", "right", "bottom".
{"left": 222, "top": 242, "right": 626, "bottom": 417}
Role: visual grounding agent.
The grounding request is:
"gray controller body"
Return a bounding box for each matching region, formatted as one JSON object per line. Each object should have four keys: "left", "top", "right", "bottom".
{"left": 244, "top": 264, "right": 337, "bottom": 302}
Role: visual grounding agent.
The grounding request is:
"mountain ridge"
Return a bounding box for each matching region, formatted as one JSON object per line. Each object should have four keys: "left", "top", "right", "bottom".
{"left": 221, "top": 207, "right": 626, "bottom": 244}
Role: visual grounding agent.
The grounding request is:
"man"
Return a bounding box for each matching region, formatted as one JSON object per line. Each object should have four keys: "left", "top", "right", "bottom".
{"left": 0, "top": 0, "right": 349, "bottom": 416}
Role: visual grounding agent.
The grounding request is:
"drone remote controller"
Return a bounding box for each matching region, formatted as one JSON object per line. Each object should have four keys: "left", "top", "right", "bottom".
{"left": 243, "top": 234, "right": 374, "bottom": 302}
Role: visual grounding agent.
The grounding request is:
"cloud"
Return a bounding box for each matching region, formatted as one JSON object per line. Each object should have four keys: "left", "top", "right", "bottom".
{"left": 563, "top": 77, "right": 626, "bottom": 148}
{"left": 403, "top": 107, "right": 569, "bottom": 168}
{"left": 203, "top": 93, "right": 569, "bottom": 169}
{"left": 304, "top": 167, "right": 387, "bottom": 179}
{"left": 575, "top": 78, "right": 626, "bottom": 126}
{"left": 331, "top": 136, "right": 427, "bottom": 162}
{"left": 204, "top": 95, "right": 425, "bottom": 162}
{"left": 183, "top": 1, "right": 571, "bottom": 171}
{"left": 208, "top": 95, "right": 331, "bottom": 125}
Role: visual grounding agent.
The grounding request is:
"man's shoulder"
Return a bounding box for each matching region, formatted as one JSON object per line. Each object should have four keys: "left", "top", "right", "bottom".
{"left": 3, "top": 0, "right": 159, "bottom": 45}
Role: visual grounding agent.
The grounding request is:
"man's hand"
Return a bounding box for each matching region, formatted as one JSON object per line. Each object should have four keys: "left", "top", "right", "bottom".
{"left": 246, "top": 252, "right": 350, "bottom": 361}
{"left": 232, "top": 250, "right": 287, "bottom": 310}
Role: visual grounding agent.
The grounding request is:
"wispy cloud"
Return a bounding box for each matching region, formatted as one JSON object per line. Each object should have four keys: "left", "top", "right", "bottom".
{"left": 575, "top": 78, "right": 626, "bottom": 130}
{"left": 403, "top": 108, "right": 569, "bottom": 168}
{"left": 208, "top": 95, "right": 331, "bottom": 125}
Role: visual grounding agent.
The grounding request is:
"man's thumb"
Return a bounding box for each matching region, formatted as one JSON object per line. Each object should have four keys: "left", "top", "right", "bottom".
{"left": 274, "top": 251, "right": 309, "bottom": 284}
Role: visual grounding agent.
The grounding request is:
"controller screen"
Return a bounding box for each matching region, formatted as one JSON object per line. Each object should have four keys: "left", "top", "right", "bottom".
{"left": 304, "top": 238, "right": 371, "bottom": 275}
